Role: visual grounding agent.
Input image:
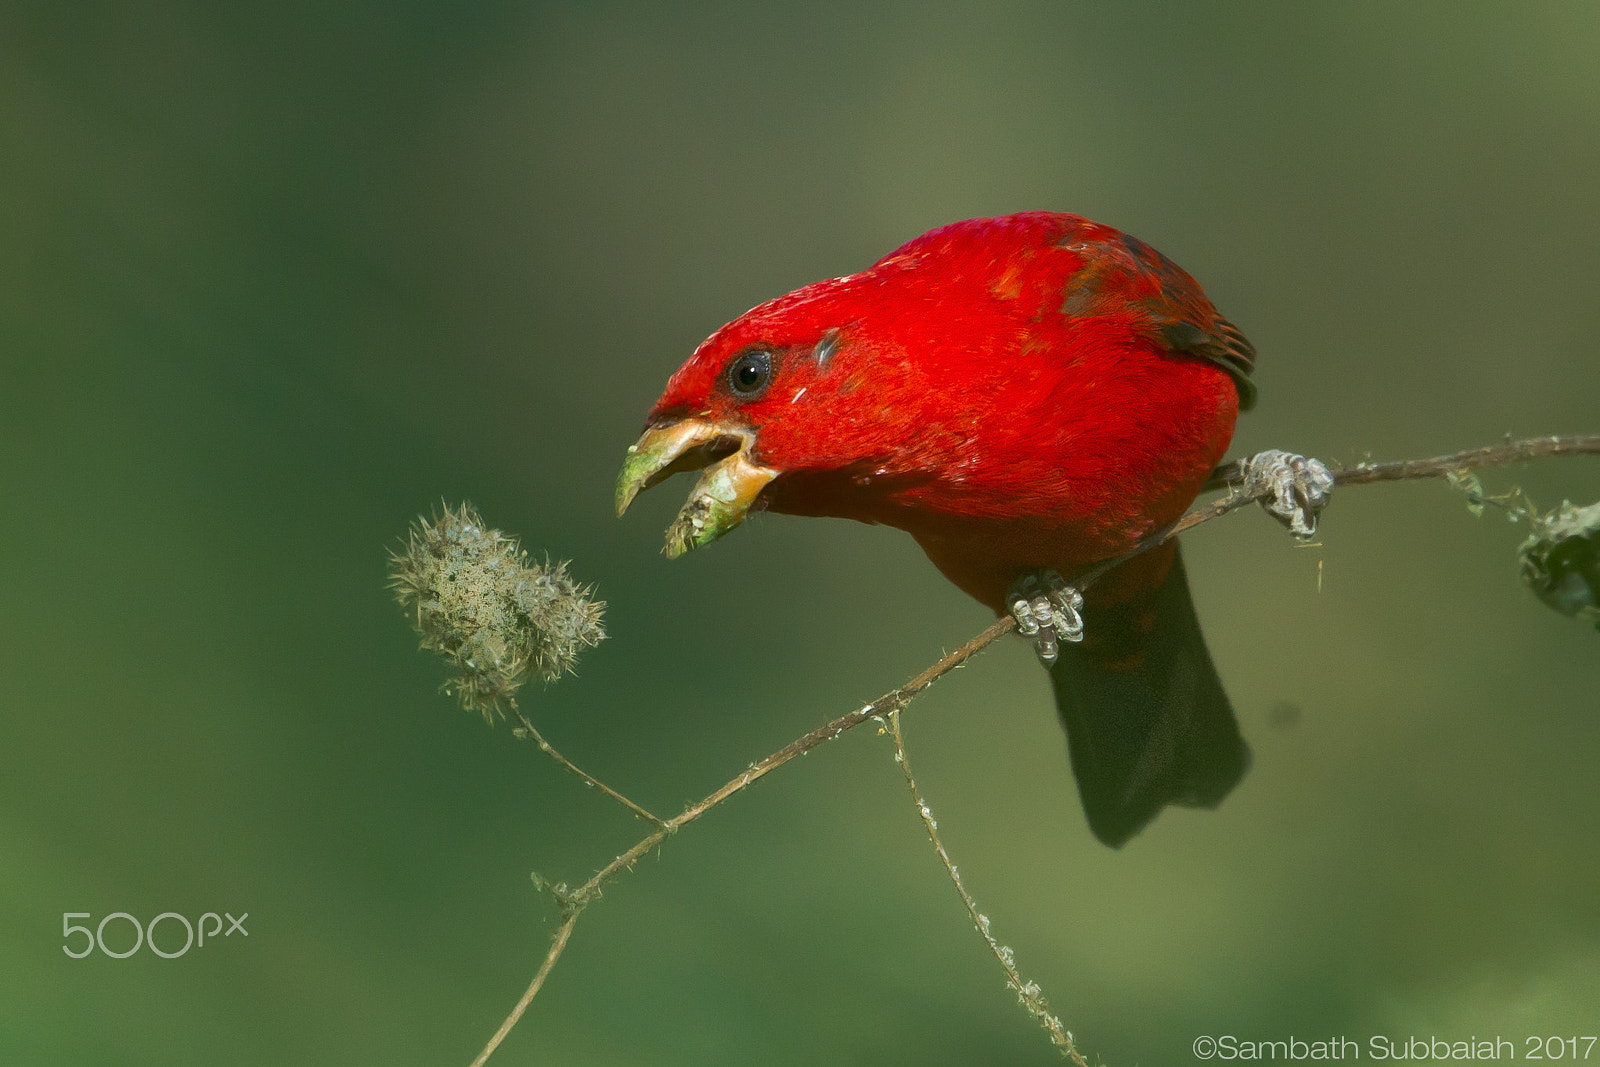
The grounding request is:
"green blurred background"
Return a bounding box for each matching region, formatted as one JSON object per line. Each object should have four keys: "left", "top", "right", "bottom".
{"left": 3, "top": 2, "right": 1598, "bottom": 1063}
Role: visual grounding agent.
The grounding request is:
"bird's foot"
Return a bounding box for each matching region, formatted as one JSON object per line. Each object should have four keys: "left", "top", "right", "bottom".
{"left": 1007, "top": 570, "right": 1084, "bottom": 666}
{"left": 1241, "top": 449, "right": 1334, "bottom": 540}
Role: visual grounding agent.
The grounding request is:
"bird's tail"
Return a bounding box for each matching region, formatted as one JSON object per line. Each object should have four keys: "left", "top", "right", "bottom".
{"left": 1050, "top": 541, "right": 1249, "bottom": 847}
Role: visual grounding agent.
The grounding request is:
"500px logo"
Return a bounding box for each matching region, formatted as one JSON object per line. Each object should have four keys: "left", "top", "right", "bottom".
{"left": 62, "top": 911, "right": 248, "bottom": 959}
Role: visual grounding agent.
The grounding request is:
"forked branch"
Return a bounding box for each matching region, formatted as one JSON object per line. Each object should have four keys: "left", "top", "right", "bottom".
{"left": 471, "top": 433, "right": 1600, "bottom": 1066}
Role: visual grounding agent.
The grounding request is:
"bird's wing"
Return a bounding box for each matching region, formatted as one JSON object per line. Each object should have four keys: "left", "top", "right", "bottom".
{"left": 1057, "top": 227, "right": 1258, "bottom": 411}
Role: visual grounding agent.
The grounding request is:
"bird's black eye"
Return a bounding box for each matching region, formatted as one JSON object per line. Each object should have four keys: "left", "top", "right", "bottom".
{"left": 726, "top": 348, "right": 774, "bottom": 399}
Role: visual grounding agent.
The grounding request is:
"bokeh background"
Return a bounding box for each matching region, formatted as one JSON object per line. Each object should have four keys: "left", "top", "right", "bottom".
{"left": 4, "top": 2, "right": 1599, "bottom": 1063}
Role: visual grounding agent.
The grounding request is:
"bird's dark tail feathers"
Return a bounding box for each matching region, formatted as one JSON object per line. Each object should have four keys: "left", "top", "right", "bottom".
{"left": 1051, "top": 541, "right": 1248, "bottom": 847}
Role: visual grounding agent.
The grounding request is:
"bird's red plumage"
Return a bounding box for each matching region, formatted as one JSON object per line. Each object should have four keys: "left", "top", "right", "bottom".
{"left": 648, "top": 211, "right": 1242, "bottom": 612}
{"left": 630, "top": 211, "right": 1260, "bottom": 845}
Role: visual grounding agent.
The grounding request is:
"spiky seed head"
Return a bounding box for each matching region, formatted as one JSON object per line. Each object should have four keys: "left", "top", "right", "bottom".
{"left": 390, "top": 503, "right": 606, "bottom": 721}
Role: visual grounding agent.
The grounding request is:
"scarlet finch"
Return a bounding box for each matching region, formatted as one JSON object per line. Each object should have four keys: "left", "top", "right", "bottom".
{"left": 618, "top": 211, "right": 1259, "bottom": 847}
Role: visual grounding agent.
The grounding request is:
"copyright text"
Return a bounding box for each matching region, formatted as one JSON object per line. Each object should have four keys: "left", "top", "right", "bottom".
{"left": 1191, "top": 1035, "right": 1597, "bottom": 1060}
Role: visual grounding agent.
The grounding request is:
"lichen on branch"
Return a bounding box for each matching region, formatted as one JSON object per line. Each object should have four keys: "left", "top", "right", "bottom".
{"left": 1520, "top": 500, "right": 1600, "bottom": 630}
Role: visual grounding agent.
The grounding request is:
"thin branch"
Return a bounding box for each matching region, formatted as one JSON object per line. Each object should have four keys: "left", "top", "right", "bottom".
{"left": 514, "top": 711, "right": 666, "bottom": 827}
{"left": 887, "top": 710, "right": 1090, "bottom": 1065}
{"left": 470, "top": 617, "right": 1012, "bottom": 1066}
{"left": 474, "top": 433, "right": 1600, "bottom": 1066}
{"left": 467, "top": 907, "right": 580, "bottom": 1067}
{"left": 1083, "top": 433, "right": 1600, "bottom": 589}
{"left": 1327, "top": 433, "right": 1600, "bottom": 486}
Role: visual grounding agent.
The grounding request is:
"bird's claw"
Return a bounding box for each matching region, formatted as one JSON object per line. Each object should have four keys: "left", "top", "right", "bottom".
{"left": 1241, "top": 449, "right": 1334, "bottom": 540}
{"left": 1008, "top": 570, "right": 1084, "bottom": 666}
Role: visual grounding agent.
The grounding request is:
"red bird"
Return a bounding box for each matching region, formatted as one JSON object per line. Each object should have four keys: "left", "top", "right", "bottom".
{"left": 618, "top": 212, "right": 1323, "bottom": 846}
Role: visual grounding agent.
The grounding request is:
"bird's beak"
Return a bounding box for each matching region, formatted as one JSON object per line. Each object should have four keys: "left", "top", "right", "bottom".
{"left": 615, "top": 418, "right": 778, "bottom": 558}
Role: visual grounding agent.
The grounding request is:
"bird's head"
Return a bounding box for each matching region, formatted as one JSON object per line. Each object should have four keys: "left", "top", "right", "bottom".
{"left": 614, "top": 212, "right": 1182, "bottom": 557}
{"left": 615, "top": 269, "right": 910, "bottom": 557}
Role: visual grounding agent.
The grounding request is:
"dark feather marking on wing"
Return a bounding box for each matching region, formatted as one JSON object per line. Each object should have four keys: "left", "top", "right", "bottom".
{"left": 1058, "top": 231, "right": 1259, "bottom": 411}
{"left": 1160, "top": 317, "right": 1258, "bottom": 411}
